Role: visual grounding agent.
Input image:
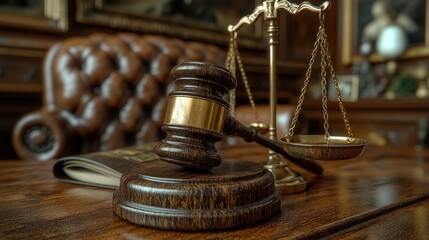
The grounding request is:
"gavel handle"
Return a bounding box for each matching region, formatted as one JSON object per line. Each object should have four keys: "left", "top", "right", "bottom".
{"left": 224, "top": 116, "right": 324, "bottom": 175}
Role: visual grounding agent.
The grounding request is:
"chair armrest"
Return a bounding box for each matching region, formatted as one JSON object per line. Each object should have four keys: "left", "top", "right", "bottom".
{"left": 12, "top": 110, "right": 74, "bottom": 160}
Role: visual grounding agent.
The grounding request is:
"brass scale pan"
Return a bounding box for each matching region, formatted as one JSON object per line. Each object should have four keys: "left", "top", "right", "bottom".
{"left": 281, "top": 135, "right": 367, "bottom": 161}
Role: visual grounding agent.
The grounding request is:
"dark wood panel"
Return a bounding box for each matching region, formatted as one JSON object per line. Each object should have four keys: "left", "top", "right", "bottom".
{"left": 0, "top": 93, "right": 41, "bottom": 160}
{"left": 0, "top": 55, "right": 43, "bottom": 92}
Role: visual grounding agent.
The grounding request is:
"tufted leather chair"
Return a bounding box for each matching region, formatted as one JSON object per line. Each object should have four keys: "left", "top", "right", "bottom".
{"left": 12, "top": 33, "right": 225, "bottom": 160}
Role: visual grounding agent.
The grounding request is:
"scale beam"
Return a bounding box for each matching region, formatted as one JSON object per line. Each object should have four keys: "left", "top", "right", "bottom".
{"left": 228, "top": 0, "right": 330, "bottom": 33}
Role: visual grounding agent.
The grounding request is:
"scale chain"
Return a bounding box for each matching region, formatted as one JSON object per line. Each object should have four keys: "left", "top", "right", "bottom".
{"left": 321, "top": 28, "right": 354, "bottom": 139}
{"left": 226, "top": 31, "right": 260, "bottom": 123}
{"left": 320, "top": 23, "right": 330, "bottom": 142}
{"left": 226, "top": 32, "right": 237, "bottom": 116}
{"left": 287, "top": 23, "right": 323, "bottom": 139}
{"left": 287, "top": 11, "right": 354, "bottom": 144}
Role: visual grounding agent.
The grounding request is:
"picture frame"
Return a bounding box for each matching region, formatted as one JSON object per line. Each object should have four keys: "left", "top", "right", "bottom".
{"left": 0, "top": 0, "right": 68, "bottom": 32}
{"left": 341, "top": 0, "right": 429, "bottom": 65}
{"left": 76, "top": 0, "right": 264, "bottom": 49}
{"left": 329, "top": 75, "right": 360, "bottom": 102}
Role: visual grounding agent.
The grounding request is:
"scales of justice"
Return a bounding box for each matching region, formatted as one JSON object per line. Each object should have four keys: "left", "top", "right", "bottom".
{"left": 113, "top": 0, "right": 367, "bottom": 231}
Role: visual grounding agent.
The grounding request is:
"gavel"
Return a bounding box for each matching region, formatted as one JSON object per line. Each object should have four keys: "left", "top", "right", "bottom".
{"left": 155, "top": 62, "right": 323, "bottom": 175}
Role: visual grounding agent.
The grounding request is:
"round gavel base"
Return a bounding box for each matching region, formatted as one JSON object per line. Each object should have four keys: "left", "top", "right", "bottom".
{"left": 113, "top": 159, "right": 281, "bottom": 231}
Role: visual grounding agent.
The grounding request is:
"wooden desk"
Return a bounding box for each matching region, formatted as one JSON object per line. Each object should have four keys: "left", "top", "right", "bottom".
{"left": 1, "top": 144, "right": 429, "bottom": 239}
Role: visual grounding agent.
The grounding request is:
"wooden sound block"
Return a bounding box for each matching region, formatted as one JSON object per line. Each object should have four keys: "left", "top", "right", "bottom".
{"left": 113, "top": 158, "right": 281, "bottom": 231}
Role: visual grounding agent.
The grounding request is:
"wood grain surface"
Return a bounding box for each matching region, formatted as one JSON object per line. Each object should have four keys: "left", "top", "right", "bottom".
{"left": 1, "top": 144, "right": 429, "bottom": 239}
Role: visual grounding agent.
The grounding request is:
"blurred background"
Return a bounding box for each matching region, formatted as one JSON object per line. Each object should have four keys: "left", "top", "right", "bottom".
{"left": 0, "top": 0, "right": 428, "bottom": 159}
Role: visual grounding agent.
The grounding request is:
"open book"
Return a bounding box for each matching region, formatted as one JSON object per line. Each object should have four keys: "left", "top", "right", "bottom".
{"left": 53, "top": 142, "right": 160, "bottom": 189}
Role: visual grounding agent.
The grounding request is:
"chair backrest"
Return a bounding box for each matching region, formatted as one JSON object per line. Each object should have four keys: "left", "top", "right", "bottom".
{"left": 13, "top": 33, "right": 225, "bottom": 160}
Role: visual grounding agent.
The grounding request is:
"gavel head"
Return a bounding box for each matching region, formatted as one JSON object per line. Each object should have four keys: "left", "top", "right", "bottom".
{"left": 155, "top": 62, "right": 237, "bottom": 170}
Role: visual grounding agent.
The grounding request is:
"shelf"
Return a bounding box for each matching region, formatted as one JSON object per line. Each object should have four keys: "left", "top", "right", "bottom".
{"left": 0, "top": 82, "right": 42, "bottom": 94}
{"left": 302, "top": 98, "right": 429, "bottom": 111}
{"left": 242, "top": 57, "right": 317, "bottom": 76}
{"left": 300, "top": 98, "right": 429, "bottom": 148}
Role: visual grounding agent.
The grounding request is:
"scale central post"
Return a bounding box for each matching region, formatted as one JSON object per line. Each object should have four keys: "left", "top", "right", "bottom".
{"left": 228, "top": 0, "right": 330, "bottom": 194}
{"left": 266, "top": 0, "right": 280, "bottom": 163}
